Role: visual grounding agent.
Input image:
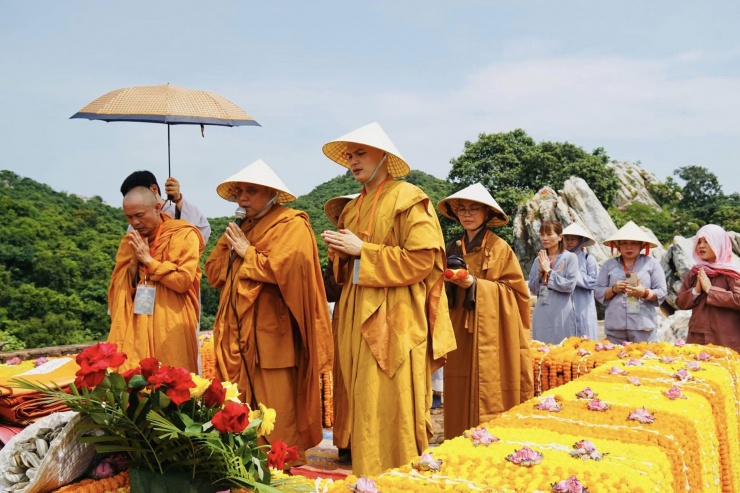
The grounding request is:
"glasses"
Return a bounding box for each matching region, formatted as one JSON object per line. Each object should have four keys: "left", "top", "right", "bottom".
{"left": 456, "top": 206, "right": 481, "bottom": 216}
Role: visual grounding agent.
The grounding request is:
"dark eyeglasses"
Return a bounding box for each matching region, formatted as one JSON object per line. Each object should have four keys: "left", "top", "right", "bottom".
{"left": 456, "top": 206, "right": 481, "bottom": 216}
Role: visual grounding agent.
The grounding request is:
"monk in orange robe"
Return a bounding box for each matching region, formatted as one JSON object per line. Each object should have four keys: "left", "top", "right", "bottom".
{"left": 437, "top": 183, "right": 533, "bottom": 439}
{"left": 321, "top": 123, "right": 456, "bottom": 476}
{"left": 205, "top": 160, "right": 332, "bottom": 462}
{"left": 108, "top": 187, "right": 204, "bottom": 373}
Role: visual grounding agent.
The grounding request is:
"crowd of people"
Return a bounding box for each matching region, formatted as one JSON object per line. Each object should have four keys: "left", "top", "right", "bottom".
{"left": 104, "top": 122, "right": 740, "bottom": 477}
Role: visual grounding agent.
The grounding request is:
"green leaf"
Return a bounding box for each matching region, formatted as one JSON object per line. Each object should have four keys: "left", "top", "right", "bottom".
{"left": 128, "top": 374, "right": 148, "bottom": 388}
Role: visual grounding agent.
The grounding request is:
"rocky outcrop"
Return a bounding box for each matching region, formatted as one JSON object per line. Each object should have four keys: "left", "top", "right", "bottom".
{"left": 606, "top": 161, "right": 662, "bottom": 210}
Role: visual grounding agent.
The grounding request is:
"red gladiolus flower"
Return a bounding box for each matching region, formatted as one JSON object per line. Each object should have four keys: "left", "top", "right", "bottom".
{"left": 74, "top": 342, "right": 127, "bottom": 390}
{"left": 204, "top": 379, "right": 226, "bottom": 408}
{"left": 147, "top": 366, "right": 196, "bottom": 406}
{"left": 139, "top": 358, "right": 160, "bottom": 380}
{"left": 211, "top": 401, "right": 251, "bottom": 433}
{"left": 267, "top": 439, "right": 300, "bottom": 470}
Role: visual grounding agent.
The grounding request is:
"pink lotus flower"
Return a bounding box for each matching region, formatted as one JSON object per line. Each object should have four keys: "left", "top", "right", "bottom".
{"left": 618, "top": 350, "right": 629, "bottom": 359}
{"left": 628, "top": 407, "right": 655, "bottom": 424}
{"left": 625, "top": 358, "right": 643, "bottom": 366}
{"left": 537, "top": 345, "right": 551, "bottom": 353}
{"left": 660, "top": 356, "right": 675, "bottom": 364}
{"left": 695, "top": 351, "right": 711, "bottom": 361}
{"left": 627, "top": 377, "right": 641, "bottom": 386}
{"left": 607, "top": 366, "right": 628, "bottom": 376}
{"left": 34, "top": 357, "right": 48, "bottom": 367}
{"left": 506, "top": 446, "right": 543, "bottom": 467}
{"left": 642, "top": 350, "right": 657, "bottom": 359}
{"left": 575, "top": 387, "right": 597, "bottom": 399}
{"left": 5, "top": 357, "right": 21, "bottom": 366}
{"left": 535, "top": 395, "right": 562, "bottom": 412}
{"left": 663, "top": 385, "right": 687, "bottom": 400}
{"left": 412, "top": 452, "right": 442, "bottom": 472}
{"left": 587, "top": 399, "right": 610, "bottom": 412}
{"left": 674, "top": 339, "right": 686, "bottom": 347}
{"left": 673, "top": 369, "right": 693, "bottom": 382}
{"left": 552, "top": 476, "right": 589, "bottom": 493}
{"left": 569, "top": 440, "right": 605, "bottom": 461}
{"left": 464, "top": 427, "right": 499, "bottom": 446}
{"left": 686, "top": 361, "right": 702, "bottom": 371}
{"left": 577, "top": 348, "right": 591, "bottom": 357}
{"left": 349, "top": 477, "right": 379, "bottom": 493}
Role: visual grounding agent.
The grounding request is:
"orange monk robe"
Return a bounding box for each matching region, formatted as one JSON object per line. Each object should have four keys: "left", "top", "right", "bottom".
{"left": 331, "top": 180, "right": 457, "bottom": 476}
{"left": 108, "top": 214, "right": 204, "bottom": 373}
{"left": 205, "top": 205, "right": 333, "bottom": 456}
{"left": 443, "top": 232, "right": 534, "bottom": 439}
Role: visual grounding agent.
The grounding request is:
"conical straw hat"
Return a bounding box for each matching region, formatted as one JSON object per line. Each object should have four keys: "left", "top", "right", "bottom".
{"left": 216, "top": 159, "right": 296, "bottom": 203}
{"left": 562, "top": 223, "right": 596, "bottom": 246}
{"left": 603, "top": 221, "right": 659, "bottom": 249}
{"left": 322, "top": 122, "right": 410, "bottom": 178}
{"left": 437, "top": 183, "right": 509, "bottom": 227}
{"left": 324, "top": 193, "right": 360, "bottom": 227}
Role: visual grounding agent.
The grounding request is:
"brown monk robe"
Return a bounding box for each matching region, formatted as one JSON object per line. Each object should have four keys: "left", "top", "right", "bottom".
{"left": 108, "top": 187, "right": 204, "bottom": 372}
{"left": 206, "top": 205, "right": 333, "bottom": 459}
{"left": 443, "top": 228, "right": 534, "bottom": 438}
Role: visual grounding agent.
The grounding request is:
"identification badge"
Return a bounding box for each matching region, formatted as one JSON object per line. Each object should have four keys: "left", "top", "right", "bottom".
{"left": 352, "top": 258, "right": 361, "bottom": 285}
{"left": 538, "top": 286, "right": 551, "bottom": 305}
{"left": 626, "top": 296, "right": 641, "bottom": 314}
{"left": 134, "top": 285, "right": 156, "bottom": 315}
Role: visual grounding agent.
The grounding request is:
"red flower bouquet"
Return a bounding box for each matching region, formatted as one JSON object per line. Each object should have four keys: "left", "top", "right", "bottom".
{"left": 14, "top": 343, "right": 290, "bottom": 492}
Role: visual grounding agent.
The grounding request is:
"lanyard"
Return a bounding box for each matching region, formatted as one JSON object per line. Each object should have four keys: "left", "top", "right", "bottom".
{"left": 619, "top": 257, "right": 636, "bottom": 275}
{"left": 354, "top": 177, "right": 391, "bottom": 241}
{"left": 142, "top": 222, "right": 164, "bottom": 282}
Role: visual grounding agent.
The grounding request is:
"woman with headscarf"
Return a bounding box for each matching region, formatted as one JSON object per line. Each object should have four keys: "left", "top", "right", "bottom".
{"left": 437, "top": 183, "right": 533, "bottom": 439}
{"left": 528, "top": 220, "right": 580, "bottom": 344}
{"left": 595, "top": 221, "right": 667, "bottom": 344}
{"left": 562, "top": 223, "right": 599, "bottom": 340}
{"left": 320, "top": 123, "right": 456, "bottom": 475}
{"left": 675, "top": 224, "right": 740, "bottom": 352}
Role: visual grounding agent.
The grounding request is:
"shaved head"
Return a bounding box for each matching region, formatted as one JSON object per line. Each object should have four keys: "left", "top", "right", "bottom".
{"left": 124, "top": 186, "right": 159, "bottom": 207}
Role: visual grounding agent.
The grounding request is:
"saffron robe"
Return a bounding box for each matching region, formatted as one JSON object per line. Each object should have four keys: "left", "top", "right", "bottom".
{"left": 205, "top": 205, "right": 332, "bottom": 456}
{"left": 331, "top": 180, "right": 457, "bottom": 476}
{"left": 443, "top": 230, "right": 534, "bottom": 439}
{"left": 108, "top": 214, "right": 204, "bottom": 372}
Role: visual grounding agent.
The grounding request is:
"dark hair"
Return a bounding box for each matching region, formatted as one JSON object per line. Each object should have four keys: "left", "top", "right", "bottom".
{"left": 540, "top": 220, "right": 565, "bottom": 253}
{"left": 121, "top": 171, "right": 160, "bottom": 197}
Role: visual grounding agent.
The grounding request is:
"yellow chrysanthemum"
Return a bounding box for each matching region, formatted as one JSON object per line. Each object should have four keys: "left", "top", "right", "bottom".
{"left": 189, "top": 373, "right": 211, "bottom": 398}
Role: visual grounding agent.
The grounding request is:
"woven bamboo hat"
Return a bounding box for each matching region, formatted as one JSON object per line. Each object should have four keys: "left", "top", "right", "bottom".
{"left": 437, "top": 183, "right": 509, "bottom": 227}
{"left": 603, "top": 221, "right": 659, "bottom": 249}
{"left": 324, "top": 193, "right": 360, "bottom": 227}
{"left": 216, "top": 159, "right": 296, "bottom": 204}
{"left": 322, "top": 122, "right": 411, "bottom": 178}
{"left": 562, "top": 223, "right": 596, "bottom": 246}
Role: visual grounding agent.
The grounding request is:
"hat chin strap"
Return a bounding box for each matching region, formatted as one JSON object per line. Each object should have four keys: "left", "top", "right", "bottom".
{"left": 253, "top": 193, "right": 279, "bottom": 218}
{"left": 363, "top": 153, "right": 388, "bottom": 185}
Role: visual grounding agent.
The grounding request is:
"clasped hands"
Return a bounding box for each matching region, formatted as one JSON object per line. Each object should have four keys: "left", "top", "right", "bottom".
{"left": 694, "top": 267, "right": 712, "bottom": 293}
{"left": 127, "top": 230, "right": 153, "bottom": 266}
{"left": 611, "top": 279, "right": 649, "bottom": 299}
{"left": 225, "top": 222, "right": 250, "bottom": 258}
{"left": 321, "top": 229, "right": 363, "bottom": 258}
{"left": 537, "top": 250, "right": 551, "bottom": 274}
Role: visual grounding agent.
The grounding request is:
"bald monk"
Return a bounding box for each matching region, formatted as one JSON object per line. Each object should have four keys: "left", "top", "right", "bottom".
{"left": 205, "top": 160, "right": 332, "bottom": 464}
{"left": 107, "top": 186, "right": 204, "bottom": 372}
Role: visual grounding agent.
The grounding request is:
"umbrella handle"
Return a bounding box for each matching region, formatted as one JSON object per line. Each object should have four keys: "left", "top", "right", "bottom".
{"left": 166, "top": 124, "right": 174, "bottom": 201}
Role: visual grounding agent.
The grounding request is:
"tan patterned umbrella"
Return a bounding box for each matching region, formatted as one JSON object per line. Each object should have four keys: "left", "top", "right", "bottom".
{"left": 71, "top": 83, "right": 259, "bottom": 180}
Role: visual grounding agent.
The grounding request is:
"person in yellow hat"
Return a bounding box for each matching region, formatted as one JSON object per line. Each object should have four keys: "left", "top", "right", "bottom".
{"left": 437, "top": 183, "right": 533, "bottom": 439}
{"left": 205, "top": 159, "right": 333, "bottom": 466}
{"left": 595, "top": 221, "right": 667, "bottom": 343}
{"left": 320, "top": 123, "right": 456, "bottom": 476}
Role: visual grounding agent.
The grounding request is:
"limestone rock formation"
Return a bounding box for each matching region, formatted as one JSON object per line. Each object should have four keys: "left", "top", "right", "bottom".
{"left": 606, "top": 161, "right": 662, "bottom": 210}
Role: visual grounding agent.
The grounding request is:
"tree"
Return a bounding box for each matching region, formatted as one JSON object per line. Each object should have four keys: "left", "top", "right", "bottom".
{"left": 674, "top": 166, "right": 723, "bottom": 224}
{"left": 448, "top": 129, "right": 617, "bottom": 244}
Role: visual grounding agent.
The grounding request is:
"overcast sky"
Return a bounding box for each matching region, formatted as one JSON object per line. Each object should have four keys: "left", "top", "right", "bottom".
{"left": 2, "top": 1, "right": 739, "bottom": 219}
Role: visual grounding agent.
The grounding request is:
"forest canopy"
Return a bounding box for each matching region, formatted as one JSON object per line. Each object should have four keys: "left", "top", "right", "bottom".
{"left": 1, "top": 130, "right": 737, "bottom": 350}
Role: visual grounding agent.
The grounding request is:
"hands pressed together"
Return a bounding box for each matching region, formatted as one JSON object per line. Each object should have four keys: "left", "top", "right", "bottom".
{"left": 321, "top": 229, "right": 364, "bottom": 258}
{"left": 695, "top": 267, "right": 712, "bottom": 293}
{"left": 225, "top": 222, "right": 250, "bottom": 258}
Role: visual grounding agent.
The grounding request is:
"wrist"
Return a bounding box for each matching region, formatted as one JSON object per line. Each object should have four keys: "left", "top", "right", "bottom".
{"left": 642, "top": 288, "right": 651, "bottom": 300}
{"left": 174, "top": 194, "right": 183, "bottom": 205}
